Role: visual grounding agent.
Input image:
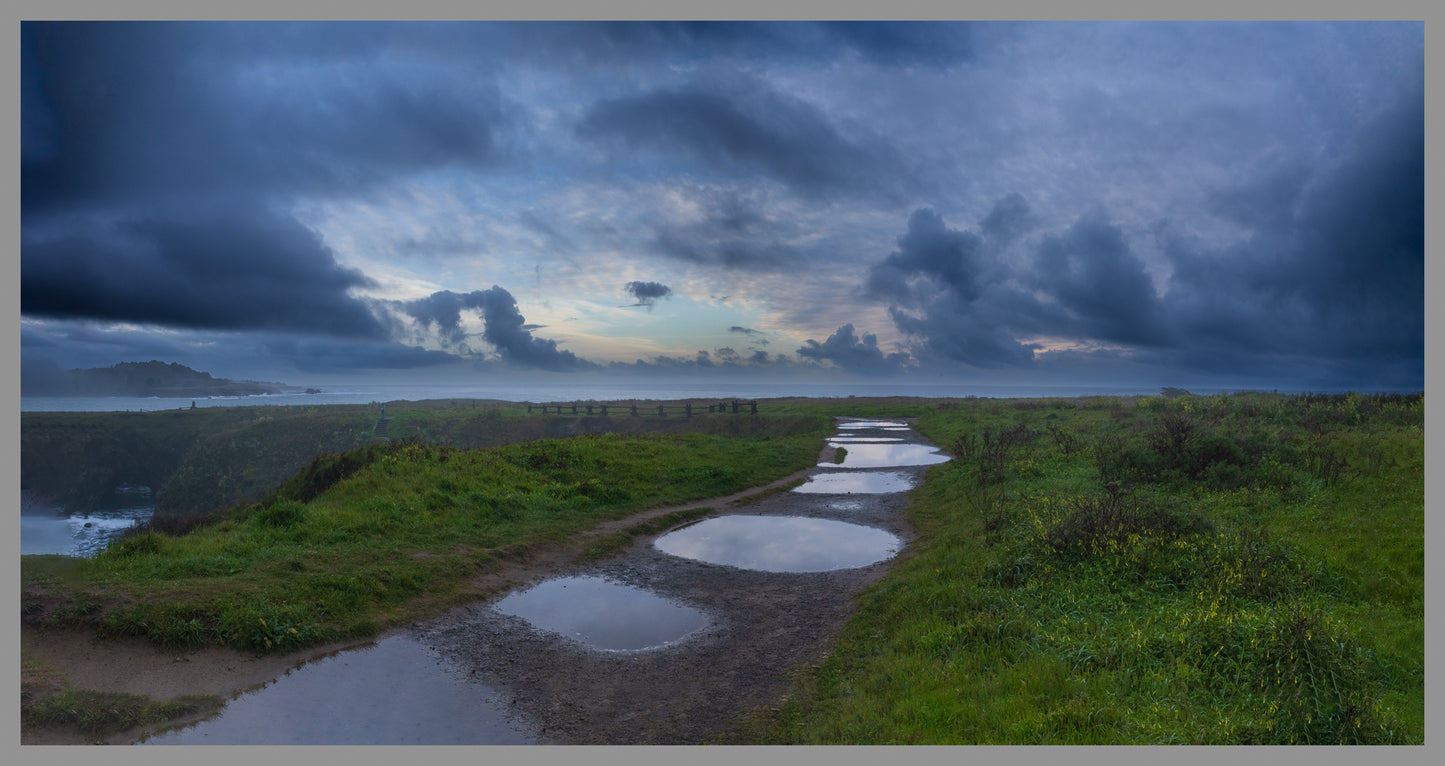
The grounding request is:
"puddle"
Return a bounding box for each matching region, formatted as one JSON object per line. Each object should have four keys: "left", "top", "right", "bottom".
{"left": 837, "top": 421, "right": 911, "bottom": 429}
{"left": 828, "top": 436, "right": 905, "bottom": 443}
{"left": 791, "top": 471, "right": 917, "bottom": 494}
{"left": 141, "top": 634, "right": 533, "bottom": 745}
{"left": 822, "top": 443, "right": 952, "bottom": 468}
{"left": 493, "top": 575, "right": 710, "bottom": 651}
{"left": 655, "top": 515, "right": 901, "bottom": 572}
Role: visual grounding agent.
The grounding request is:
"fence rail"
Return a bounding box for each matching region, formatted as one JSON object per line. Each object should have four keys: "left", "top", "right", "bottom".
{"left": 525, "top": 399, "right": 758, "bottom": 417}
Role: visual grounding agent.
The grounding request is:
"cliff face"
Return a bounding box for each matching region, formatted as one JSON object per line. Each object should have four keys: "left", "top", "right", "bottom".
{"left": 26, "top": 360, "right": 286, "bottom": 398}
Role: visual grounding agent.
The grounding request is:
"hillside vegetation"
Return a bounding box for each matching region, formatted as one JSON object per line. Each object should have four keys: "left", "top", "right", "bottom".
{"left": 741, "top": 392, "right": 1423, "bottom": 744}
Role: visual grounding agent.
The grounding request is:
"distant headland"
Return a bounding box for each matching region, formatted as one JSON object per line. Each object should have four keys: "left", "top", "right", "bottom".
{"left": 23, "top": 360, "right": 317, "bottom": 398}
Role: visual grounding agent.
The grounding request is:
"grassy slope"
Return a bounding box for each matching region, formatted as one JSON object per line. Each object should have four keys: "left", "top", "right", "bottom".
{"left": 746, "top": 393, "right": 1423, "bottom": 745}
{"left": 23, "top": 422, "right": 829, "bottom": 653}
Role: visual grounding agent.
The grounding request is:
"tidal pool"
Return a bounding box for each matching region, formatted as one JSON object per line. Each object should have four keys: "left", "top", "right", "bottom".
{"left": 791, "top": 471, "right": 917, "bottom": 494}
{"left": 20, "top": 492, "right": 154, "bottom": 557}
{"left": 822, "top": 443, "right": 952, "bottom": 468}
{"left": 141, "top": 634, "right": 533, "bottom": 745}
{"left": 655, "top": 515, "right": 901, "bottom": 572}
{"left": 493, "top": 575, "right": 710, "bottom": 651}
{"left": 837, "top": 420, "right": 911, "bottom": 429}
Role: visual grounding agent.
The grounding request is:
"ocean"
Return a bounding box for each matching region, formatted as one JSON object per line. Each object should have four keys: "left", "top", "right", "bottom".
{"left": 20, "top": 381, "right": 1228, "bottom": 413}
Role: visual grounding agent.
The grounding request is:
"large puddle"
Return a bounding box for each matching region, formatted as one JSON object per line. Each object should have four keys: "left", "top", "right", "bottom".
{"left": 654, "top": 515, "right": 901, "bottom": 572}
{"left": 493, "top": 575, "right": 710, "bottom": 651}
{"left": 828, "top": 436, "right": 905, "bottom": 443}
{"left": 822, "top": 443, "right": 952, "bottom": 468}
{"left": 791, "top": 471, "right": 917, "bottom": 494}
{"left": 141, "top": 634, "right": 534, "bottom": 745}
{"left": 837, "top": 420, "right": 911, "bottom": 430}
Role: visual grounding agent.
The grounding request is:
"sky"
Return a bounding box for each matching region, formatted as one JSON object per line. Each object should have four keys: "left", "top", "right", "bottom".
{"left": 19, "top": 20, "right": 1425, "bottom": 391}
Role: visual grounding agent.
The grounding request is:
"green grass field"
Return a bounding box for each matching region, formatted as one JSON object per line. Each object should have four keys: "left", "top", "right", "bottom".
{"left": 740, "top": 392, "right": 1423, "bottom": 744}
{"left": 22, "top": 393, "right": 1423, "bottom": 744}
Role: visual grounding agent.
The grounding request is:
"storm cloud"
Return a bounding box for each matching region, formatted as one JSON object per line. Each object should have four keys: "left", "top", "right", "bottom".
{"left": 398, "top": 287, "right": 593, "bottom": 371}
{"left": 19, "top": 22, "right": 1422, "bottom": 391}
{"left": 797, "top": 324, "right": 912, "bottom": 377}
{"left": 22, "top": 207, "right": 386, "bottom": 338}
{"left": 578, "top": 80, "right": 904, "bottom": 199}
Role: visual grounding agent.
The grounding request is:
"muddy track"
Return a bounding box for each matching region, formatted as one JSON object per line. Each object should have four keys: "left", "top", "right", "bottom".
{"left": 415, "top": 418, "right": 932, "bottom": 744}
{"left": 22, "top": 419, "right": 940, "bottom": 745}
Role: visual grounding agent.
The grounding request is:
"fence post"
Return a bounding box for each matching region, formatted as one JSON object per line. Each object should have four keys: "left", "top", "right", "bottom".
{"left": 685, "top": 402, "right": 692, "bottom": 418}
{"left": 750, "top": 400, "right": 758, "bottom": 414}
{"left": 586, "top": 405, "right": 593, "bottom": 415}
{"left": 731, "top": 400, "right": 739, "bottom": 413}
{"left": 658, "top": 405, "right": 666, "bottom": 417}
{"left": 601, "top": 405, "right": 608, "bottom": 417}
{"left": 631, "top": 405, "right": 638, "bottom": 417}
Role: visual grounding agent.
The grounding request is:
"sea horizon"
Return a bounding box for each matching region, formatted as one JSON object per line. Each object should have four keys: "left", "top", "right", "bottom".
{"left": 18, "top": 380, "right": 1404, "bottom": 413}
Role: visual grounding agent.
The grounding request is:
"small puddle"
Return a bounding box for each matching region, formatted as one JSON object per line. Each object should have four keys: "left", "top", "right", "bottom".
{"left": 837, "top": 420, "right": 911, "bottom": 429}
{"left": 493, "top": 576, "right": 709, "bottom": 651}
{"left": 791, "top": 471, "right": 917, "bottom": 494}
{"left": 655, "top": 515, "right": 901, "bottom": 572}
{"left": 822, "top": 443, "right": 952, "bottom": 468}
{"left": 140, "top": 634, "right": 533, "bottom": 745}
{"left": 828, "top": 436, "right": 905, "bottom": 443}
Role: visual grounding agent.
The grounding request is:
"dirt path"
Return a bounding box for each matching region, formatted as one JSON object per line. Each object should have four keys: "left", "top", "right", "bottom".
{"left": 22, "top": 419, "right": 939, "bottom": 745}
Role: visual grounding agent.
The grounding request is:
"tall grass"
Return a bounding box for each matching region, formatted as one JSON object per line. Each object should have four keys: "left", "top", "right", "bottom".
{"left": 745, "top": 392, "right": 1423, "bottom": 744}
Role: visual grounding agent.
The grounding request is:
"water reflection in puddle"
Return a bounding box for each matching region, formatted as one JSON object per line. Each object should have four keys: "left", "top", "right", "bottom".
{"left": 837, "top": 421, "right": 911, "bottom": 429}
{"left": 792, "top": 471, "right": 917, "bottom": 494}
{"left": 493, "top": 576, "right": 709, "bottom": 651}
{"left": 822, "top": 443, "right": 952, "bottom": 468}
{"left": 828, "top": 436, "right": 905, "bottom": 443}
{"left": 655, "top": 516, "right": 901, "bottom": 572}
{"left": 142, "top": 634, "right": 533, "bottom": 745}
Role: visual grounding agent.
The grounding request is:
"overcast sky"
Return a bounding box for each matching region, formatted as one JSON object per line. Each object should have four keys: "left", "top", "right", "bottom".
{"left": 20, "top": 20, "right": 1424, "bottom": 390}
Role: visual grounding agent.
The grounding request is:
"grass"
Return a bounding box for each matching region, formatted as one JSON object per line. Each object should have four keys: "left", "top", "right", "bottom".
{"left": 21, "top": 656, "right": 223, "bottom": 739}
{"left": 23, "top": 425, "right": 830, "bottom": 655}
{"left": 23, "top": 392, "right": 1422, "bottom": 744}
{"left": 737, "top": 391, "right": 1423, "bottom": 744}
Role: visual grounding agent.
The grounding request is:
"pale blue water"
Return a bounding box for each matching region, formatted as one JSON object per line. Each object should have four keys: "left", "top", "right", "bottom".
{"left": 141, "top": 634, "right": 534, "bottom": 745}
{"left": 21, "top": 381, "right": 1186, "bottom": 412}
{"left": 654, "top": 515, "right": 902, "bottom": 572}
{"left": 20, "top": 492, "right": 153, "bottom": 557}
{"left": 492, "top": 576, "right": 710, "bottom": 651}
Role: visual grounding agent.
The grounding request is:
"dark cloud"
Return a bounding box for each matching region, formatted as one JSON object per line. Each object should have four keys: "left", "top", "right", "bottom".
{"left": 22, "top": 22, "right": 507, "bottom": 217}
{"left": 860, "top": 205, "right": 1039, "bottom": 369}
{"left": 1028, "top": 212, "right": 1172, "bottom": 348}
{"left": 622, "top": 281, "right": 674, "bottom": 309}
{"left": 22, "top": 207, "right": 386, "bottom": 338}
{"left": 645, "top": 189, "right": 811, "bottom": 270}
{"left": 864, "top": 208, "right": 987, "bottom": 304}
{"left": 978, "top": 192, "right": 1035, "bottom": 247}
{"left": 578, "top": 81, "right": 903, "bottom": 199}
{"left": 508, "top": 21, "right": 976, "bottom": 70}
{"left": 796, "top": 324, "right": 911, "bottom": 377}
{"left": 397, "top": 287, "right": 594, "bottom": 371}
{"left": 1162, "top": 85, "right": 1423, "bottom": 372}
